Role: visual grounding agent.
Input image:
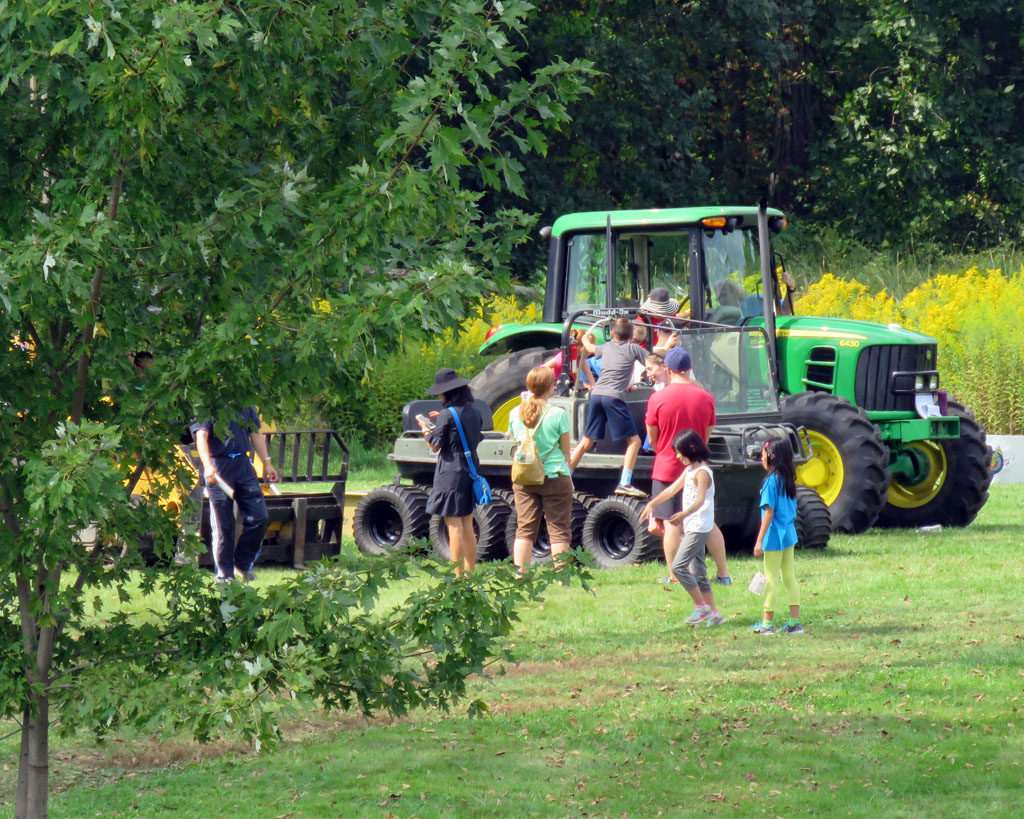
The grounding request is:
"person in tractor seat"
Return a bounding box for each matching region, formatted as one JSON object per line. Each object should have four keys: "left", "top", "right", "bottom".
{"left": 638, "top": 287, "right": 683, "bottom": 353}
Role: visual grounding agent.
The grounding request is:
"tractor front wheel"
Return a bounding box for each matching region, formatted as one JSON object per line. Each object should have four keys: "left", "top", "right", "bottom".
{"left": 876, "top": 400, "right": 991, "bottom": 528}
{"left": 781, "top": 392, "right": 890, "bottom": 534}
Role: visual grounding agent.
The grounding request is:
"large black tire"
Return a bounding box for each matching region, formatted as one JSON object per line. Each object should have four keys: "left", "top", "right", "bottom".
{"left": 469, "top": 347, "right": 555, "bottom": 432}
{"left": 475, "top": 492, "right": 514, "bottom": 560}
{"left": 875, "top": 400, "right": 992, "bottom": 528}
{"left": 794, "top": 486, "right": 831, "bottom": 549}
{"left": 502, "top": 489, "right": 590, "bottom": 563}
{"left": 428, "top": 496, "right": 512, "bottom": 562}
{"left": 781, "top": 392, "right": 890, "bottom": 534}
{"left": 580, "top": 496, "right": 661, "bottom": 569}
{"left": 352, "top": 485, "right": 430, "bottom": 555}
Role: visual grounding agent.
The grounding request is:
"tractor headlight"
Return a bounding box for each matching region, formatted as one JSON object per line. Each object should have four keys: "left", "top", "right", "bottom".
{"left": 929, "top": 374, "right": 939, "bottom": 390}
{"left": 914, "top": 375, "right": 924, "bottom": 391}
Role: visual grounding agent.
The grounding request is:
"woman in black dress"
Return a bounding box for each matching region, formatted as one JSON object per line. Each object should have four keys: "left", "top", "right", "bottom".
{"left": 417, "top": 368, "right": 483, "bottom": 576}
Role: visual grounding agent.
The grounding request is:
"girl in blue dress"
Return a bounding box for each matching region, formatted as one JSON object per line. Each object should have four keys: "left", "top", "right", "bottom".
{"left": 751, "top": 438, "right": 803, "bottom": 635}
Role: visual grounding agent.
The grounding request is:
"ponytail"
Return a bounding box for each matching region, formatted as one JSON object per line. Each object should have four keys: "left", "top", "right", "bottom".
{"left": 521, "top": 366, "right": 555, "bottom": 428}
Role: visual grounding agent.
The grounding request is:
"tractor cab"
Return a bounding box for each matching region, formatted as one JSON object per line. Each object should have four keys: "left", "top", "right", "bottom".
{"left": 544, "top": 205, "right": 789, "bottom": 331}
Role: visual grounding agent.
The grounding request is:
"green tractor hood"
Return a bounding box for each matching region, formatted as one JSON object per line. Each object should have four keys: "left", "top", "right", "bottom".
{"left": 775, "top": 314, "right": 938, "bottom": 346}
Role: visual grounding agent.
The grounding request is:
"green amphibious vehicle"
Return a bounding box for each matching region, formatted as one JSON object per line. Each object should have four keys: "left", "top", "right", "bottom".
{"left": 469, "top": 204, "right": 992, "bottom": 533}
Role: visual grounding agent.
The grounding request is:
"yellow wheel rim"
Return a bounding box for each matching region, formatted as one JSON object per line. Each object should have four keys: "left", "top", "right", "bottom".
{"left": 887, "top": 442, "right": 947, "bottom": 508}
{"left": 491, "top": 394, "right": 524, "bottom": 434}
{"left": 796, "top": 430, "right": 846, "bottom": 506}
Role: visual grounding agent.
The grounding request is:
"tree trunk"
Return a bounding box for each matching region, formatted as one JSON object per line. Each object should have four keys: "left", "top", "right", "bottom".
{"left": 16, "top": 694, "right": 49, "bottom": 818}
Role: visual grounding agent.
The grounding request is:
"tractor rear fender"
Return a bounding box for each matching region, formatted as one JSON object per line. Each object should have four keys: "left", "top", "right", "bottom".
{"left": 478, "top": 322, "right": 562, "bottom": 356}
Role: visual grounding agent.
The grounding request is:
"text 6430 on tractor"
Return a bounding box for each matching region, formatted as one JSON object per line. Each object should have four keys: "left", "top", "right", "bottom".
{"left": 470, "top": 204, "right": 992, "bottom": 533}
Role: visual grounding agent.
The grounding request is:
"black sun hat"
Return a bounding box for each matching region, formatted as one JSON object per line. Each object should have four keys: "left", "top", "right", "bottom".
{"left": 426, "top": 367, "right": 470, "bottom": 395}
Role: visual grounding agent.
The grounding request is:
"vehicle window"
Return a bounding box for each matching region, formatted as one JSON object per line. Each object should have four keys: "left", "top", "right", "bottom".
{"left": 702, "top": 229, "right": 761, "bottom": 320}
{"left": 647, "top": 233, "right": 690, "bottom": 305}
{"left": 565, "top": 233, "right": 607, "bottom": 311}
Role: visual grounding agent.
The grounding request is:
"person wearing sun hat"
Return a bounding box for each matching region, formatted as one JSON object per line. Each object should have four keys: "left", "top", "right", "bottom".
{"left": 417, "top": 367, "right": 483, "bottom": 576}
{"left": 640, "top": 286, "right": 681, "bottom": 316}
{"left": 644, "top": 347, "right": 731, "bottom": 587}
{"left": 639, "top": 287, "right": 685, "bottom": 352}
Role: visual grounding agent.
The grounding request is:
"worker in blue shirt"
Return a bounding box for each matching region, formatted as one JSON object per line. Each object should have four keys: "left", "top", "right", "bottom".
{"left": 190, "top": 408, "right": 279, "bottom": 582}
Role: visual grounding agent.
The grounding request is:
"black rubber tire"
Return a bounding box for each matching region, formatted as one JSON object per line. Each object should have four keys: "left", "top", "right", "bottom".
{"left": 780, "top": 392, "right": 890, "bottom": 534}
{"left": 794, "top": 485, "right": 831, "bottom": 549}
{"left": 875, "top": 399, "right": 992, "bottom": 528}
{"left": 501, "top": 489, "right": 590, "bottom": 563}
{"left": 352, "top": 485, "right": 430, "bottom": 555}
{"left": 468, "top": 347, "right": 555, "bottom": 431}
{"left": 580, "top": 496, "right": 661, "bottom": 569}
{"left": 428, "top": 496, "right": 512, "bottom": 562}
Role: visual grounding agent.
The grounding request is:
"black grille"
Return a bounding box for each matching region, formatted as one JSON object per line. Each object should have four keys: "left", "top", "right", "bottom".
{"left": 854, "top": 344, "right": 938, "bottom": 411}
{"left": 805, "top": 346, "right": 836, "bottom": 392}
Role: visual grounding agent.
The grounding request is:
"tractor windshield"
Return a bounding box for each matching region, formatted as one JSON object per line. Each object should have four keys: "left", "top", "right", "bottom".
{"left": 564, "top": 230, "right": 690, "bottom": 314}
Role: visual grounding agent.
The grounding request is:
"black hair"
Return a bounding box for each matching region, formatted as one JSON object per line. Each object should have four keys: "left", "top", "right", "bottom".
{"left": 442, "top": 384, "right": 474, "bottom": 407}
{"left": 133, "top": 351, "right": 154, "bottom": 368}
{"left": 763, "top": 438, "right": 797, "bottom": 499}
{"left": 672, "top": 429, "right": 710, "bottom": 463}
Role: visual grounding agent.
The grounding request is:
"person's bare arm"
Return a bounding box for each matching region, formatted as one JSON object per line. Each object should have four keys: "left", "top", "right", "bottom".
{"left": 249, "top": 431, "right": 280, "bottom": 483}
{"left": 753, "top": 506, "right": 773, "bottom": 557}
{"left": 194, "top": 429, "right": 218, "bottom": 485}
{"left": 645, "top": 424, "right": 659, "bottom": 452}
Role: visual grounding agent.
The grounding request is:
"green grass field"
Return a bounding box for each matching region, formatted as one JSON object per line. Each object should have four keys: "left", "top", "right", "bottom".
{"left": 9, "top": 485, "right": 1023, "bottom": 817}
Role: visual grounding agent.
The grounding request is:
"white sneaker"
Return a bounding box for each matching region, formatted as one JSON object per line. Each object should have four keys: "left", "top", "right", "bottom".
{"left": 684, "top": 607, "right": 712, "bottom": 624}
{"left": 705, "top": 611, "right": 727, "bottom": 627}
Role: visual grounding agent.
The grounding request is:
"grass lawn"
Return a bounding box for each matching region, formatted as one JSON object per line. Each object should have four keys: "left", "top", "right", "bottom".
{"left": 11, "top": 486, "right": 1024, "bottom": 817}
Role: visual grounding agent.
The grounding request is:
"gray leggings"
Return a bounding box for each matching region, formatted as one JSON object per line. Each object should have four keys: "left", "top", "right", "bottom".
{"left": 672, "top": 529, "right": 712, "bottom": 594}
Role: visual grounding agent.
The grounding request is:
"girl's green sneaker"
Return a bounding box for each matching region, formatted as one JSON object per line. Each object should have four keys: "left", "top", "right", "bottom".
{"left": 751, "top": 620, "right": 775, "bottom": 635}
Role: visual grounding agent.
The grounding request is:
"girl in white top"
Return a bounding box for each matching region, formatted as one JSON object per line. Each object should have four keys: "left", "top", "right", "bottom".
{"left": 642, "top": 429, "right": 725, "bottom": 626}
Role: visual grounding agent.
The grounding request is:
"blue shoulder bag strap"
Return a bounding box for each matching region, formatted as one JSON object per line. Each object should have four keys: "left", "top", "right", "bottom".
{"left": 448, "top": 407, "right": 480, "bottom": 480}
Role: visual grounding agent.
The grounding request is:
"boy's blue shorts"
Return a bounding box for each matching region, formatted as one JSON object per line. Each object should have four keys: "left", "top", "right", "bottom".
{"left": 584, "top": 394, "right": 638, "bottom": 442}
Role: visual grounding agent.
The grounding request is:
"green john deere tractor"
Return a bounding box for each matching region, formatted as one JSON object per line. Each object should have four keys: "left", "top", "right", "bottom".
{"left": 470, "top": 204, "right": 992, "bottom": 533}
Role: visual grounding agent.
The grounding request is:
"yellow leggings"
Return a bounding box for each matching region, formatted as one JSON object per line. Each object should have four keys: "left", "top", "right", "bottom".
{"left": 763, "top": 546, "right": 799, "bottom": 615}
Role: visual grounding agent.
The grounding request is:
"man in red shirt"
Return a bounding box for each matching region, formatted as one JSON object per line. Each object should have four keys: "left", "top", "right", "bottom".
{"left": 644, "top": 347, "right": 730, "bottom": 586}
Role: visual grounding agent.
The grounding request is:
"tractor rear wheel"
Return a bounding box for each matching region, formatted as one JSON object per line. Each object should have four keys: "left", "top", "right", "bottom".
{"left": 794, "top": 486, "right": 831, "bottom": 549}
{"left": 580, "top": 496, "right": 661, "bottom": 569}
{"left": 352, "top": 485, "right": 430, "bottom": 555}
{"left": 781, "top": 392, "right": 890, "bottom": 534}
{"left": 875, "top": 400, "right": 992, "bottom": 528}
{"left": 469, "top": 347, "right": 555, "bottom": 432}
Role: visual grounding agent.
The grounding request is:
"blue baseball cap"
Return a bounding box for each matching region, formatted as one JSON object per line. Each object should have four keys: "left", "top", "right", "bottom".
{"left": 665, "top": 347, "right": 692, "bottom": 373}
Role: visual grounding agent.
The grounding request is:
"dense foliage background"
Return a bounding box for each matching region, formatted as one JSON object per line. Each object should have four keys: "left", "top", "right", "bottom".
{"left": 488, "top": 0, "right": 1024, "bottom": 277}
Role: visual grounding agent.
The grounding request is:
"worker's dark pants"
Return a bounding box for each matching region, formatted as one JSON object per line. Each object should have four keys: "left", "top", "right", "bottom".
{"left": 208, "top": 455, "right": 268, "bottom": 578}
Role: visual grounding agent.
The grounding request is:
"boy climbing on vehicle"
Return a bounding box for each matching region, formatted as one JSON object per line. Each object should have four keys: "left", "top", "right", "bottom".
{"left": 568, "top": 317, "right": 648, "bottom": 497}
